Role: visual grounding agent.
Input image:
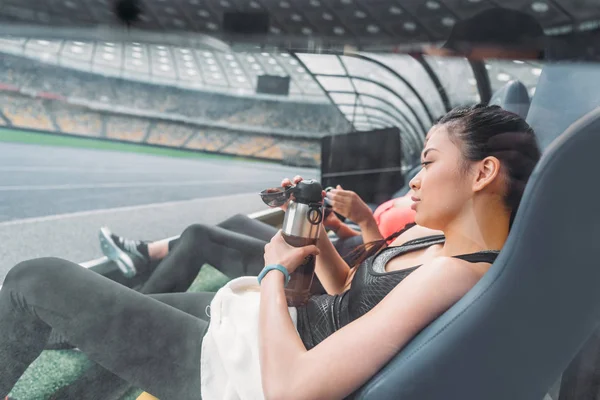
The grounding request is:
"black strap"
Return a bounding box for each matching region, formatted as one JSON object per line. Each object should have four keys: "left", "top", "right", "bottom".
{"left": 453, "top": 251, "right": 500, "bottom": 264}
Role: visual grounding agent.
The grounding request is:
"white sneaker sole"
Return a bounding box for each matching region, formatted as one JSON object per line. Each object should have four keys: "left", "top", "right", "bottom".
{"left": 99, "top": 227, "right": 137, "bottom": 278}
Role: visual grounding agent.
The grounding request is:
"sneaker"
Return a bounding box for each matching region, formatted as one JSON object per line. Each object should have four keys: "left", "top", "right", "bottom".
{"left": 99, "top": 227, "right": 149, "bottom": 278}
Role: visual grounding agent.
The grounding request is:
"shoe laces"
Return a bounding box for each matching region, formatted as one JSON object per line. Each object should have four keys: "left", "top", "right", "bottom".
{"left": 119, "top": 237, "right": 140, "bottom": 254}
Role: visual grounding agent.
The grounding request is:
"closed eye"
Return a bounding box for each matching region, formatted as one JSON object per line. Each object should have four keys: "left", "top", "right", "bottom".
{"left": 421, "top": 161, "right": 433, "bottom": 167}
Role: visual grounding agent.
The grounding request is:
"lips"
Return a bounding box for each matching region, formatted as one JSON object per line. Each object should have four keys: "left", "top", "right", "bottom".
{"left": 410, "top": 196, "right": 420, "bottom": 210}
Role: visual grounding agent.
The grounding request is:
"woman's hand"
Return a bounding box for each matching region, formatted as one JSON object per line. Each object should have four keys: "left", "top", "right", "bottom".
{"left": 279, "top": 175, "right": 326, "bottom": 212}
{"left": 280, "top": 175, "right": 303, "bottom": 189}
{"left": 279, "top": 175, "right": 303, "bottom": 211}
{"left": 323, "top": 209, "right": 343, "bottom": 231}
{"left": 326, "top": 185, "right": 373, "bottom": 225}
{"left": 264, "top": 231, "right": 320, "bottom": 274}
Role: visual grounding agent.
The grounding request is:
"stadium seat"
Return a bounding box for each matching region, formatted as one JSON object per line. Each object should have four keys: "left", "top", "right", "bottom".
{"left": 524, "top": 63, "right": 600, "bottom": 400}
{"left": 527, "top": 63, "right": 600, "bottom": 151}
{"left": 351, "top": 64, "right": 600, "bottom": 399}
{"left": 352, "top": 104, "right": 600, "bottom": 400}
{"left": 489, "top": 80, "right": 531, "bottom": 119}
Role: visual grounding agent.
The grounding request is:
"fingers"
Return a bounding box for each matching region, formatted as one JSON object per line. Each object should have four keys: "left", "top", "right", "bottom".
{"left": 280, "top": 176, "right": 303, "bottom": 188}
{"left": 326, "top": 191, "right": 351, "bottom": 204}
{"left": 281, "top": 178, "right": 292, "bottom": 187}
{"left": 327, "top": 188, "right": 354, "bottom": 198}
{"left": 300, "top": 245, "right": 320, "bottom": 258}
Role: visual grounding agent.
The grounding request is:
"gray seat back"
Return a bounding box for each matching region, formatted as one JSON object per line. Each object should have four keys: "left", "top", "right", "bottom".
{"left": 527, "top": 63, "right": 600, "bottom": 151}
{"left": 489, "top": 80, "right": 531, "bottom": 118}
{"left": 354, "top": 107, "right": 600, "bottom": 400}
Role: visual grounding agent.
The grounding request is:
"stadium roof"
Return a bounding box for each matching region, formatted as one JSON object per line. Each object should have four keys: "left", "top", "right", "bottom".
{"left": 298, "top": 53, "right": 542, "bottom": 143}
{"left": 0, "top": 37, "right": 328, "bottom": 102}
{"left": 0, "top": 35, "right": 543, "bottom": 158}
{"left": 0, "top": 0, "right": 594, "bottom": 52}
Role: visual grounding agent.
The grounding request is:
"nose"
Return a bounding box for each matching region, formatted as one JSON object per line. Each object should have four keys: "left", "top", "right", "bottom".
{"left": 409, "top": 169, "right": 422, "bottom": 191}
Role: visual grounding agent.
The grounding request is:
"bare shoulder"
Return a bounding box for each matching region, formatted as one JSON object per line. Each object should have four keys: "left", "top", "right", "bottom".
{"left": 389, "top": 224, "right": 444, "bottom": 248}
{"left": 397, "top": 256, "right": 488, "bottom": 299}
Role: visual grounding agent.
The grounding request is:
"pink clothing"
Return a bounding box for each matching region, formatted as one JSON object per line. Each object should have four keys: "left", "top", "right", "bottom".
{"left": 373, "top": 199, "right": 416, "bottom": 238}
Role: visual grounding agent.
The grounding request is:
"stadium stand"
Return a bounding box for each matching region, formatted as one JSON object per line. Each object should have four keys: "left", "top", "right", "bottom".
{"left": 146, "top": 122, "right": 196, "bottom": 147}
{"left": 105, "top": 116, "right": 150, "bottom": 142}
{"left": 0, "top": 50, "right": 349, "bottom": 167}
{"left": 254, "top": 144, "right": 284, "bottom": 160}
{"left": 48, "top": 102, "right": 104, "bottom": 137}
{"left": 0, "top": 53, "right": 347, "bottom": 134}
{"left": 0, "top": 93, "right": 55, "bottom": 131}
{"left": 219, "top": 135, "right": 276, "bottom": 156}
{"left": 185, "top": 129, "right": 236, "bottom": 153}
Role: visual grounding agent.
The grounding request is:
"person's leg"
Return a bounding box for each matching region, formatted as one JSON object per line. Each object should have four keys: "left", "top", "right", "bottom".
{"left": 48, "top": 292, "right": 215, "bottom": 400}
{"left": 139, "top": 223, "right": 268, "bottom": 294}
{"left": 100, "top": 214, "right": 277, "bottom": 277}
{"left": 151, "top": 214, "right": 277, "bottom": 260}
{"left": 0, "top": 258, "right": 208, "bottom": 400}
{"left": 217, "top": 213, "right": 278, "bottom": 242}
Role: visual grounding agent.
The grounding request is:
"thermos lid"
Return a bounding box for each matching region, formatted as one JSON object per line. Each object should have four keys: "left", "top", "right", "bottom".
{"left": 293, "top": 180, "right": 323, "bottom": 204}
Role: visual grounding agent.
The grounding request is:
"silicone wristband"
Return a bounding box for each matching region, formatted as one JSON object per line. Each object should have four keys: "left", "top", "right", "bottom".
{"left": 258, "top": 264, "right": 290, "bottom": 286}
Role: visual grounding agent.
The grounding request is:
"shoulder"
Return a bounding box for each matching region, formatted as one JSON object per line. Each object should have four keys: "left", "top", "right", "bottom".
{"left": 370, "top": 257, "right": 485, "bottom": 346}
{"left": 388, "top": 256, "right": 485, "bottom": 306}
{"left": 420, "top": 256, "right": 485, "bottom": 283}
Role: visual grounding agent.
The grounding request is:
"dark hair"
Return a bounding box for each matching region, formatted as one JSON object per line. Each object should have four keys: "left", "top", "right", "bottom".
{"left": 438, "top": 103, "right": 541, "bottom": 226}
{"left": 343, "top": 104, "right": 541, "bottom": 286}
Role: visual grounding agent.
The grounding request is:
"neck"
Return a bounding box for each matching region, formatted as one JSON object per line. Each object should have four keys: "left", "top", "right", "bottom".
{"left": 440, "top": 199, "right": 511, "bottom": 257}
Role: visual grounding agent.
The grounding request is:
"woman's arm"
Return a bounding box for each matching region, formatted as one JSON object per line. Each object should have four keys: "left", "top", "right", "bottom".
{"left": 324, "top": 212, "right": 361, "bottom": 239}
{"left": 326, "top": 187, "right": 383, "bottom": 243}
{"left": 314, "top": 225, "right": 353, "bottom": 294}
{"left": 356, "top": 213, "right": 383, "bottom": 243}
{"left": 259, "top": 251, "right": 484, "bottom": 400}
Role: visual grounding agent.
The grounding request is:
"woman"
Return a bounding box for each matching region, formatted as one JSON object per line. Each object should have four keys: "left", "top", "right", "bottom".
{"left": 0, "top": 104, "right": 541, "bottom": 399}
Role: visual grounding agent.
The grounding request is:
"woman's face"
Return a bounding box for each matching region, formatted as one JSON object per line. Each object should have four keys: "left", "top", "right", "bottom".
{"left": 409, "top": 124, "right": 474, "bottom": 231}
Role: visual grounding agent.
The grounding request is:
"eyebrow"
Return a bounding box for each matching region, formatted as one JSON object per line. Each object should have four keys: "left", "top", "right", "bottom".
{"left": 421, "top": 148, "right": 439, "bottom": 159}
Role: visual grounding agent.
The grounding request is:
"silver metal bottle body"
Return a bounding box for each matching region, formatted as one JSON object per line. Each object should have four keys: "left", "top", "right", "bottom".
{"left": 282, "top": 201, "right": 321, "bottom": 242}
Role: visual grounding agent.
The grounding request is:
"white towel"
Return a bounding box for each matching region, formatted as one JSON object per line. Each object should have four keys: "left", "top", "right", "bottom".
{"left": 200, "top": 276, "right": 298, "bottom": 400}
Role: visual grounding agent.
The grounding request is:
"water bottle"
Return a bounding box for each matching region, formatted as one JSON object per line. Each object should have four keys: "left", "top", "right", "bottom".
{"left": 281, "top": 180, "right": 323, "bottom": 307}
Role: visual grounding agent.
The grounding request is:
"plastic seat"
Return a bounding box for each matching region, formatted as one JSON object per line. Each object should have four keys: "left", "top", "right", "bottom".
{"left": 489, "top": 80, "right": 531, "bottom": 118}
{"left": 352, "top": 102, "right": 600, "bottom": 400}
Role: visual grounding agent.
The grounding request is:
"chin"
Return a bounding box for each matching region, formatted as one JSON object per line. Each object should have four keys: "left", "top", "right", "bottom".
{"left": 414, "top": 213, "right": 427, "bottom": 228}
{"left": 415, "top": 213, "right": 443, "bottom": 232}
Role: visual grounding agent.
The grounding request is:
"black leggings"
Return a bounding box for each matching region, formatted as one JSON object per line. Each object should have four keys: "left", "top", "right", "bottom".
{"left": 0, "top": 258, "right": 213, "bottom": 399}
{"left": 139, "top": 213, "right": 278, "bottom": 294}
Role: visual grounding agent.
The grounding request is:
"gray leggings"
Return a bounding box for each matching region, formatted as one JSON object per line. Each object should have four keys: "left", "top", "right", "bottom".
{"left": 1, "top": 215, "right": 361, "bottom": 399}
{"left": 0, "top": 257, "right": 212, "bottom": 399}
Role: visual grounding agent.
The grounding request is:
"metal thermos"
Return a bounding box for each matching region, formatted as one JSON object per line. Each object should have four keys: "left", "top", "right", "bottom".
{"left": 281, "top": 180, "right": 324, "bottom": 307}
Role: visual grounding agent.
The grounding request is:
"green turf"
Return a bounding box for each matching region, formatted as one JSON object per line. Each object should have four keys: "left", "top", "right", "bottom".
{"left": 9, "top": 265, "right": 231, "bottom": 400}
{"left": 0, "top": 128, "right": 265, "bottom": 164}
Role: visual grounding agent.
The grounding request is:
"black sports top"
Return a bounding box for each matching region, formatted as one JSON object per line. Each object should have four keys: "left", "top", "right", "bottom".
{"left": 296, "top": 234, "right": 499, "bottom": 350}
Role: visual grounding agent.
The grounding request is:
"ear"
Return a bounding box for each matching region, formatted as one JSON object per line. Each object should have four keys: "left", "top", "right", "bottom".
{"left": 472, "top": 156, "right": 501, "bottom": 192}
